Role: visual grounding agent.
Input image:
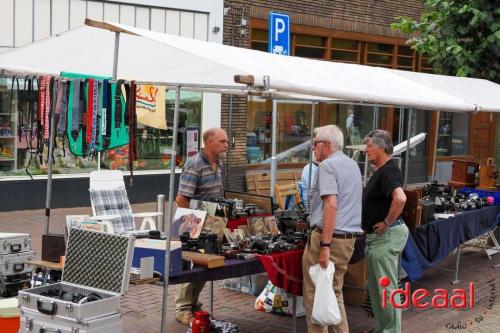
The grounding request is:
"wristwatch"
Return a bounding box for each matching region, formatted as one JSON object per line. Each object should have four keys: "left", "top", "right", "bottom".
{"left": 320, "top": 241, "right": 331, "bottom": 248}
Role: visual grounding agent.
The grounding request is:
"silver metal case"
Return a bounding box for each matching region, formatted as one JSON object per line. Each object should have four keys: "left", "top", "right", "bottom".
{"left": 0, "top": 232, "right": 31, "bottom": 255}
{"left": 0, "top": 251, "right": 34, "bottom": 275}
{"left": 19, "top": 229, "right": 134, "bottom": 323}
{"left": 20, "top": 308, "right": 122, "bottom": 333}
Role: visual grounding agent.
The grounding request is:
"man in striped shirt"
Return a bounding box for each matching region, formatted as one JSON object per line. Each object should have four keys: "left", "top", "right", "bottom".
{"left": 175, "top": 128, "right": 228, "bottom": 325}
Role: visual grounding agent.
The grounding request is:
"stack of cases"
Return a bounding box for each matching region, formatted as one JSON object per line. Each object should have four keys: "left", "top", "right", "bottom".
{"left": 0, "top": 233, "right": 34, "bottom": 297}
{"left": 18, "top": 229, "right": 135, "bottom": 333}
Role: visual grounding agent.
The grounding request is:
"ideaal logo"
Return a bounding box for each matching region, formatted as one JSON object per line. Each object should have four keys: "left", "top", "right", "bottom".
{"left": 445, "top": 279, "right": 496, "bottom": 330}
{"left": 379, "top": 276, "right": 475, "bottom": 309}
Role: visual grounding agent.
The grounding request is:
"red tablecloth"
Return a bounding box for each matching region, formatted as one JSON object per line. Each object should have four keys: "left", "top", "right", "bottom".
{"left": 257, "top": 249, "right": 304, "bottom": 296}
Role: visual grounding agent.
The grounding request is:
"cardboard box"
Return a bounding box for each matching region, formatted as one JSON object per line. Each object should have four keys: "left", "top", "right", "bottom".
{"left": 132, "top": 239, "right": 182, "bottom": 277}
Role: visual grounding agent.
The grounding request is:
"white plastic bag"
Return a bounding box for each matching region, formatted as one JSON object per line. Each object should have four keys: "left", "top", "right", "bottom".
{"left": 309, "top": 261, "right": 341, "bottom": 326}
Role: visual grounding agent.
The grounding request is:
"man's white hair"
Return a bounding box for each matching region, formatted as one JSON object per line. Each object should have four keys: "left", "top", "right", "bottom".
{"left": 315, "top": 125, "right": 344, "bottom": 148}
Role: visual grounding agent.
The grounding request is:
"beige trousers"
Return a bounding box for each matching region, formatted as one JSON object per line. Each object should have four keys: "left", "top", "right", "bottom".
{"left": 175, "top": 281, "right": 206, "bottom": 313}
{"left": 302, "top": 230, "right": 356, "bottom": 333}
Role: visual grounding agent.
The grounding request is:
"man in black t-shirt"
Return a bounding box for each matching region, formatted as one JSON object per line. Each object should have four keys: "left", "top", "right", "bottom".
{"left": 362, "top": 130, "right": 409, "bottom": 333}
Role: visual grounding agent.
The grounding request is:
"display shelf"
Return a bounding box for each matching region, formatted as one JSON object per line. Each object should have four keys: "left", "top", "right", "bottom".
{"left": 0, "top": 86, "right": 17, "bottom": 173}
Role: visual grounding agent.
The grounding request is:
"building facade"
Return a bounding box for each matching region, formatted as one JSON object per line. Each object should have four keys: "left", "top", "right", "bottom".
{"left": 221, "top": 0, "right": 496, "bottom": 191}
{"left": 0, "top": 0, "right": 224, "bottom": 210}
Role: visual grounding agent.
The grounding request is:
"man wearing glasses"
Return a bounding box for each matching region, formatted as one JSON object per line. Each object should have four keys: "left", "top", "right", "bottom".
{"left": 302, "top": 125, "right": 363, "bottom": 333}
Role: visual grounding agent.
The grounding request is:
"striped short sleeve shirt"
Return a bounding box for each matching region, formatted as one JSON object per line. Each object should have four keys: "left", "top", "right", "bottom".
{"left": 178, "top": 151, "right": 224, "bottom": 201}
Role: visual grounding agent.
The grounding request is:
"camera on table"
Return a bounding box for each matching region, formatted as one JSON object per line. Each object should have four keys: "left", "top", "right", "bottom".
{"left": 180, "top": 232, "right": 220, "bottom": 254}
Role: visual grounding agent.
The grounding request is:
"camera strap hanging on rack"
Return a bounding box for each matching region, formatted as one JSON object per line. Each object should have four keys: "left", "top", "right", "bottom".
{"left": 101, "top": 79, "right": 112, "bottom": 149}
{"left": 126, "top": 81, "right": 137, "bottom": 184}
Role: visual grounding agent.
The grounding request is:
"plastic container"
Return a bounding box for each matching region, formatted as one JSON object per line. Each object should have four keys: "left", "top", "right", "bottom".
{"left": 0, "top": 298, "right": 20, "bottom": 333}
{"left": 191, "top": 311, "right": 211, "bottom": 333}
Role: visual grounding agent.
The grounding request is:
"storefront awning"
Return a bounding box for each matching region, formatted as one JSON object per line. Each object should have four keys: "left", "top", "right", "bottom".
{"left": 1, "top": 20, "right": 499, "bottom": 113}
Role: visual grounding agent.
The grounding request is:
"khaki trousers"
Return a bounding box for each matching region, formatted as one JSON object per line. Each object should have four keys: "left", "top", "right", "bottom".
{"left": 175, "top": 281, "right": 206, "bottom": 313}
{"left": 302, "top": 230, "right": 356, "bottom": 333}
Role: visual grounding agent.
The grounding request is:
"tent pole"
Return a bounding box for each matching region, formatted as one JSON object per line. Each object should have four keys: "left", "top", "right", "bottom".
{"left": 44, "top": 79, "right": 57, "bottom": 234}
{"left": 431, "top": 111, "right": 440, "bottom": 182}
{"left": 404, "top": 108, "right": 413, "bottom": 188}
{"left": 99, "top": 31, "right": 120, "bottom": 171}
{"left": 160, "top": 85, "right": 180, "bottom": 333}
{"left": 270, "top": 99, "right": 277, "bottom": 199}
{"left": 307, "top": 102, "right": 316, "bottom": 207}
{"left": 226, "top": 95, "right": 233, "bottom": 185}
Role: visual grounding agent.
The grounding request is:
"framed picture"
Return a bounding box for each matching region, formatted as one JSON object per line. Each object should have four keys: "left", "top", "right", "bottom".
{"left": 172, "top": 208, "right": 207, "bottom": 239}
{"left": 264, "top": 216, "right": 280, "bottom": 235}
{"left": 247, "top": 216, "right": 268, "bottom": 237}
{"left": 224, "top": 190, "right": 274, "bottom": 214}
{"left": 203, "top": 216, "right": 228, "bottom": 241}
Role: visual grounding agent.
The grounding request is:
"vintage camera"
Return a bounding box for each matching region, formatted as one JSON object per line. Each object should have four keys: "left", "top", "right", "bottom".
{"left": 218, "top": 198, "right": 247, "bottom": 219}
{"left": 180, "top": 232, "right": 220, "bottom": 254}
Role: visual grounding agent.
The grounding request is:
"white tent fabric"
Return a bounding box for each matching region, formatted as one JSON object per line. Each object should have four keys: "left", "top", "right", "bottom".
{"left": 0, "top": 20, "right": 499, "bottom": 113}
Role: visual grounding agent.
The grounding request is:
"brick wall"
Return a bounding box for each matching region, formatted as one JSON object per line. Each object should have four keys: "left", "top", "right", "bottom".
{"left": 222, "top": 0, "right": 425, "bottom": 191}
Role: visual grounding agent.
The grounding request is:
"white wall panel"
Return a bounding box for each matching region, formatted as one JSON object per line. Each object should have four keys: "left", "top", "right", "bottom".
{"left": 104, "top": 3, "right": 120, "bottom": 23}
{"left": 194, "top": 13, "right": 208, "bottom": 41}
{"left": 52, "top": 0, "right": 70, "bottom": 35}
{"left": 150, "top": 8, "right": 165, "bottom": 33}
{"left": 69, "top": 0, "right": 87, "bottom": 29}
{"left": 119, "top": 4, "right": 135, "bottom": 26}
{"left": 0, "top": 0, "right": 14, "bottom": 47}
{"left": 15, "top": 0, "right": 32, "bottom": 47}
{"left": 180, "top": 11, "right": 194, "bottom": 38}
{"left": 165, "top": 10, "right": 180, "bottom": 35}
{"left": 87, "top": 1, "right": 104, "bottom": 20}
{"left": 34, "top": 0, "right": 51, "bottom": 41}
{"left": 135, "top": 7, "right": 149, "bottom": 29}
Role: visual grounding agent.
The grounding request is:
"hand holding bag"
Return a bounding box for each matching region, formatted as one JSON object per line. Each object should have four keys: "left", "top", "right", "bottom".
{"left": 309, "top": 261, "right": 341, "bottom": 326}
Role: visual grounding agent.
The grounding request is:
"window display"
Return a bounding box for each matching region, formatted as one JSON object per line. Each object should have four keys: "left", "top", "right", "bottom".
{"left": 436, "top": 112, "right": 469, "bottom": 156}
{"left": 0, "top": 76, "right": 202, "bottom": 178}
{"left": 246, "top": 98, "right": 386, "bottom": 164}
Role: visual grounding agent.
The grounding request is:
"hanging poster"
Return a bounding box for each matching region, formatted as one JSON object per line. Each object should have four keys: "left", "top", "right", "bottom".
{"left": 136, "top": 85, "right": 167, "bottom": 130}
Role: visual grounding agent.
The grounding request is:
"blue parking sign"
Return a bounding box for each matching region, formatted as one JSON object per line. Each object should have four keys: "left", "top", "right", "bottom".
{"left": 268, "top": 12, "right": 290, "bottom": 56}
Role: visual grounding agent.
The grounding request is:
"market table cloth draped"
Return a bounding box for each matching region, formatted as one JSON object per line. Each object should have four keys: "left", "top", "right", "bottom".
{"left": 402, "top": 205, "right": 500, "bottom": 282}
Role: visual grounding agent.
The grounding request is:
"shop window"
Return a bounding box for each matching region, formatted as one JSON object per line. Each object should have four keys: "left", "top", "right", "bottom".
{"left": 0, "top": 78, "right": 201, "bottom": 177}
{"left": 293, "top": 34, "right": 326, "bottom": 59}
{"left": 250, "top": 28, "right": 268, "bottom": 52}
{"left": 419, "top": 56, "right": 433, "bottom": 73}
{"left": 365, "top": 42, "right": 394, "bottom": 67}
{"left": 436, "top": 112, "right": 469, "bottom": 156}
{"left": 397, "top": 45, "right": 415, "bottom": 70}
{"left": 104, "top": 90, "right": 202, "bottom": 171}
{"left": 331, "top": 38, "right": 360, "bottom": 63}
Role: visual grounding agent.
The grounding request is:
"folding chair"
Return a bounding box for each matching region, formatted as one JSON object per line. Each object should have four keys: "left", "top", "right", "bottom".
{"left": 89, "top": 170, "right": 161, "bottom": 234}
{"left": 274, "top": 182, "right": 302, "bottom": 210}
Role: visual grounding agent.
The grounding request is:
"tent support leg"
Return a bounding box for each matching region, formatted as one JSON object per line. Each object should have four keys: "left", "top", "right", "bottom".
{"left": 403, "top": 108, "right": 412, "bottom": 188}
{"left": 160, "top": 85, "right": 180, "bottom": 333}
{"left": 307, "top": 102, "right": 316, "bottom": 206}
{"left": 270, "top": 99, "right": 277, "bottom": 199}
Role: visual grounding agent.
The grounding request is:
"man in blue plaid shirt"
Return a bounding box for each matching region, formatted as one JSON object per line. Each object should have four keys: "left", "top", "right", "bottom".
{"left": 175, "top": 128, "right": 229, "bottom": 326}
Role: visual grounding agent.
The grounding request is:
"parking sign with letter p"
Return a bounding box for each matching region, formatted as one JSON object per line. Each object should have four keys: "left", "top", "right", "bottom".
{"left": 268, "top": 12, "right": 290, "bottom": 56}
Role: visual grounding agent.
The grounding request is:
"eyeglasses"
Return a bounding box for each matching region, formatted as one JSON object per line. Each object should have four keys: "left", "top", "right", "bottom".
{"left": 313, "top": 140, "right": 327, "bottom": 146}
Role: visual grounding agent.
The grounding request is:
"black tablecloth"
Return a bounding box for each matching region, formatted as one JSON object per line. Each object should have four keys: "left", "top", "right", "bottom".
{"left": 402, "top": 205, "right": 500, "bottom": 282}
{"left": 168, "top": 258, "right": 265, "bottom": 285}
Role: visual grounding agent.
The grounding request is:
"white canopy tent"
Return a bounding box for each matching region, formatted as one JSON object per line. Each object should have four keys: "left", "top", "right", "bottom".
{"left": 2, "top": 20, "right": 500, "bottom": 112}
{"left": 2, "top": 20, "right": 500, "bottom": 332}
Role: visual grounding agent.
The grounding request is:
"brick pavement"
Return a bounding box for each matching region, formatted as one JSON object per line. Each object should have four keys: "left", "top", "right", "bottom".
{"left": 0, "top": 203, "right": 499, "bottom": 333}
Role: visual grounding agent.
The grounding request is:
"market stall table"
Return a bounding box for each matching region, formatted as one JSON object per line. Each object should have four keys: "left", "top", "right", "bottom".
{"left": 24, "top": 259, "right": 63, "bottom": 285}
{"left": 402, "top": 205, "right": 500, "bottom": 283}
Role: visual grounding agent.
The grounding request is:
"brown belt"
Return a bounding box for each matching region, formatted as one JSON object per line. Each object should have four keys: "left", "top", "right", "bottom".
{"left": 314, "top": 227, "right": 359, "bottom": 239}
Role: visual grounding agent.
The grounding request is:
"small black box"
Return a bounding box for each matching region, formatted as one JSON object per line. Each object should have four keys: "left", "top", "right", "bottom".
{"left": 41, "top": 233, "right": 66, "bottom": 263}
{"left": 418, "top": 199, "right": 435, "bottom": 225}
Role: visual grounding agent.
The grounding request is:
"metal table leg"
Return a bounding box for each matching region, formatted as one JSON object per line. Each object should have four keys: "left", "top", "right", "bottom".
{"left": 452, "top": 245, "right": 461, "bottom": 285}
{"left": 292, "top": 295, "right": 297, "bottom": 333}
{"left": 209, "top": 281, "right": 214, "bottom": 317}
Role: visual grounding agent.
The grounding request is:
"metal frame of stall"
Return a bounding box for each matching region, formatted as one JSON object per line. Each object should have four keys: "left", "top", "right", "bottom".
{"left": 17, "top": 20, "right": 492, "bottom": 333}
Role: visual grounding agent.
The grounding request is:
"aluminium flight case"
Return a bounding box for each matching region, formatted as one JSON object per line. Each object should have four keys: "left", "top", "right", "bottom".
{"left": 20, "top": 308, "right": 122, "bottom": 333}
{"left": 0, "top": 251, "right": 35, "bottom": 275}
{"left": 18, "top": 228, "right": 135, "bottom": 323}
{"left": 0, "top": 232, "right": 32, "bottom": 255}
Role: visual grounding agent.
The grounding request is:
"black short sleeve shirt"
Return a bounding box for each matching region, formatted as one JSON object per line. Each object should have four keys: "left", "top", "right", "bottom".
{"left": 362, "top": 159, "right": 403, "bottom": 233}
